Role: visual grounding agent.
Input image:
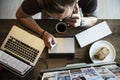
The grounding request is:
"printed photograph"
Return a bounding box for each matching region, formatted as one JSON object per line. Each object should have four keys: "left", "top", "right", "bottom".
{"left": 70, "top": 69, "right": 86, "bottom": 80}
{"left": 81, "top": 67, "right": 103, "bottom": 80}
{"left": 104, "top": 64, "right": 120, "bottom": 79}
{"left": 42, "top": 72, "right": 57, "bottom": 80}
{"left": 57, "top": 70, "right": 71, "bottom": 80}
{"left": 94, "top": 66, "right": 119, "bottom": 80}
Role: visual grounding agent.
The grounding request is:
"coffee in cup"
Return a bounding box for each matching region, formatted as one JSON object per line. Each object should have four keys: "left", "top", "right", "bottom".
{"left": 55, "top": 22, "right": 67, "bottom": 34}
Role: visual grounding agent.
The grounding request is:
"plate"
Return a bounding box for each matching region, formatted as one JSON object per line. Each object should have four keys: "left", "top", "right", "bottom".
{"left": 89, "top": 40, "right": 116, "bottom": 63}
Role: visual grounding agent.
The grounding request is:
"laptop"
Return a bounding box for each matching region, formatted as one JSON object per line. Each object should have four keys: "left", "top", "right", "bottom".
{"left": 0, "top": 25, "right": 45, "bottom": 77}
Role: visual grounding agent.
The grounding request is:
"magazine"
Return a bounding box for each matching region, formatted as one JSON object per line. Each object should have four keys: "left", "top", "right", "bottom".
{"left": 70, "top": 69, "right": 86, "bottom": 80}
{"left": 103, "top": 64, "right": 120, "bottom": 79}
{"left": 94, "top": 66, "right": 119, "bottom": 80}
{"left": 81, "top": 67, "right": 103, "bottom": 80}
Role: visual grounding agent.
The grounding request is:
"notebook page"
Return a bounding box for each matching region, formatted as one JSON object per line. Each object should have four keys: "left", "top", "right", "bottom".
{"left": 75, "top": 21, "right": 112, "bottom": 48}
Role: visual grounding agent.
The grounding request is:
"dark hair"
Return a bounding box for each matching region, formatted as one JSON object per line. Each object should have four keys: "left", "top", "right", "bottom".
{"left": 38, "top": 0, "right": 75, "bottom": 13}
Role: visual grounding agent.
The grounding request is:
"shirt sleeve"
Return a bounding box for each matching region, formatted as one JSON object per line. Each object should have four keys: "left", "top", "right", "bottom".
{"left": 78, "top": 0, "right": 97, "bottom": 17}
{"left": 22, "top": 0, "right": 41, "bottom": 15}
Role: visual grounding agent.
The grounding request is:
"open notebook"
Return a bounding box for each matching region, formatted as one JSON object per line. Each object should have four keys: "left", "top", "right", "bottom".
{"left": 0, "top": 25, "right": 45, "bottom": 77}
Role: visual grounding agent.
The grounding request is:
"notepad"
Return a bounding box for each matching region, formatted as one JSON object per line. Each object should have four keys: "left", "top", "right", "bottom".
{"left": 75, "top": 21, "right": 112, "bottom": 48}
{"left": 48, "top": 37, "right": 75, "bottom": 54}
{"left": 48, "top": 37, "right": 75, "bottom": 58}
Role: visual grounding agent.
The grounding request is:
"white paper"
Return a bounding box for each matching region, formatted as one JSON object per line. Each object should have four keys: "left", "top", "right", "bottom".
{"left": 75, "top": 21, "right": 112, "bottom": 48}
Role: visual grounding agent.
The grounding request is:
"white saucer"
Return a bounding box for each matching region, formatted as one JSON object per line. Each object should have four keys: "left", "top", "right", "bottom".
{"left": 89, "top": 40, "right": 116, "bottom": 63}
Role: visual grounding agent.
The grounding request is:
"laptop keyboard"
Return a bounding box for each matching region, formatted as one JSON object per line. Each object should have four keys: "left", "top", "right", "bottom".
{"left": 0, "top": 50, "right": 31, "bottom": 75}
{"left": 4, "top": 36, "right": 39, "bottom": 63}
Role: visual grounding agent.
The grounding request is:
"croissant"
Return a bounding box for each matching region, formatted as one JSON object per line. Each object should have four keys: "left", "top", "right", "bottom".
{"left": 94, "top": 47, "right": 110, "bottom": 60}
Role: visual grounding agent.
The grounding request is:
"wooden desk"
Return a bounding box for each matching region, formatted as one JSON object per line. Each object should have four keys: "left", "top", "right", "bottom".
{"left": 0, "top": 19, "right": 120, "bottom": 80}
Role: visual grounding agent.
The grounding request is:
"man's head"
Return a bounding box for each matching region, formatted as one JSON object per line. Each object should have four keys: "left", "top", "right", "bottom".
{"left": 39, "top": 0, "right": 78, "bottom": 20}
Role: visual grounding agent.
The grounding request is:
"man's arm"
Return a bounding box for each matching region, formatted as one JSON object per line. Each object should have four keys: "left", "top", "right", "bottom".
{"left": 16, "top": 5, "right": 44, "bottom": 36}
{"left": 80, "top": 16, "right": 98, "bottom": 27}
{"left": 16, "top": 5, "right": 56, "bottom": 48}
{"left": 63, "top": 0, "right": 97, "bottom": 27}
{"left": 78, "top": 0, "right": 98, "bottom": 27}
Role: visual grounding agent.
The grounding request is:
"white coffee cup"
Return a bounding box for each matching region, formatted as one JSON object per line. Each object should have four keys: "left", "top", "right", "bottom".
{"left": 55, "top": 22, "right": 67, "bottom": 34}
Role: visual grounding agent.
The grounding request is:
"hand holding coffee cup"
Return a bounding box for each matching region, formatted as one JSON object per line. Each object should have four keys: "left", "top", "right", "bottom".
{"left": 55, "top": 22, "right": 67, "bottom": 34}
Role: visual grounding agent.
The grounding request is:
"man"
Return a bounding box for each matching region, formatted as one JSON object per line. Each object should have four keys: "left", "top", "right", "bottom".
{"left": 16, "top": 0, "right": 97, "bottom": 48}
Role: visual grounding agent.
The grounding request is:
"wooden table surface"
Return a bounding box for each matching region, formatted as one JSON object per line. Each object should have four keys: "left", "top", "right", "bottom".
{"left": 0, "top": 19, "right": 120, "bottom": 80}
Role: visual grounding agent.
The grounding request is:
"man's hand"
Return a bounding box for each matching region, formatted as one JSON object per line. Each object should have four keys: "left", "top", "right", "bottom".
{"left": 63, "top": 3, "right": 81, "bottom": 27}
{"left": 42, "top": 31, "right": 57, "bottom": 49}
